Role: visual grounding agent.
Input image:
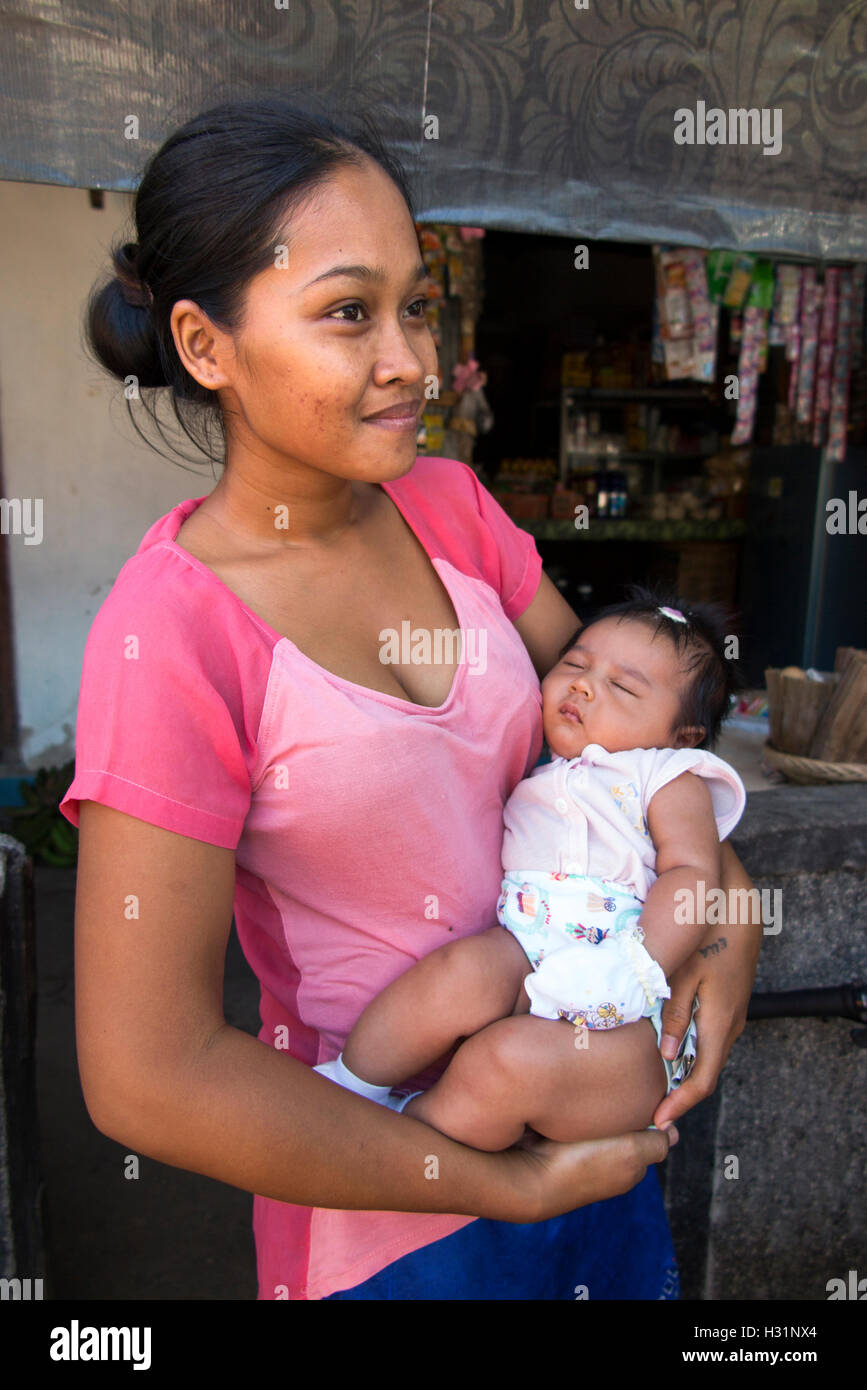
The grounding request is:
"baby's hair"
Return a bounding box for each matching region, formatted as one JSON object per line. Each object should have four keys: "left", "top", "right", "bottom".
{"left": 557, "top": 583, "right": 744, "bottom": 748}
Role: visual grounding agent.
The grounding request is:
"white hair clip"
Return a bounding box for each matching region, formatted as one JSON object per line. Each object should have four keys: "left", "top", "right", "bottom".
{"left": 658, "top": 605, "right": 688, "bottom": 623}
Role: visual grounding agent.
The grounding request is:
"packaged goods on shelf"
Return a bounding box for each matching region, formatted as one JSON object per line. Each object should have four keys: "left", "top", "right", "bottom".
{"left": 653, "top": 247, "right": 719, "bottom": 382}
{"left": 706, "top": 250, "right": 756, "bottom": 309}
{"left": 549, "top": 487, "right": 585, "bottom": 520}
{"left": 494, "top": 457, "right": 557, "bottom": 519}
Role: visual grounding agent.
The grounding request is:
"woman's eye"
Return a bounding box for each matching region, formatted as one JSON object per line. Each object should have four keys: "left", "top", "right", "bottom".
{"left": 329, "top": 302, "right": 366, "bottom": 323}
{"left": 328, "top": 298, "right": 429, "bottom": 324}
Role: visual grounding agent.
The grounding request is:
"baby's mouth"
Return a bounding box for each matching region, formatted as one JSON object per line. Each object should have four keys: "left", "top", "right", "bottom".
{"left": 559, "top": 701, "right": 583, "bottom": 724}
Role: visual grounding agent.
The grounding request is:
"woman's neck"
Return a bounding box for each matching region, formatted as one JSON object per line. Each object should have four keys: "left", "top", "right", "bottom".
{"left": 198, "top": 463, "right": 377, "bottom": 551}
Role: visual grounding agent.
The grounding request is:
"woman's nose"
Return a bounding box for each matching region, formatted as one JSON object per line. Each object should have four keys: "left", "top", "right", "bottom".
{"left": 373, "top": 319, "right": 427, "bottom": 385}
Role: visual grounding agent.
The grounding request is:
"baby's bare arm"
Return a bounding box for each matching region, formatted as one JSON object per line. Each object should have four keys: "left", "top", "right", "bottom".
{"left": 643, "top": 772, "right": 722, "bottom": 978}
{"left": 342, "top": 926, "right": 531, "bottom": 1087}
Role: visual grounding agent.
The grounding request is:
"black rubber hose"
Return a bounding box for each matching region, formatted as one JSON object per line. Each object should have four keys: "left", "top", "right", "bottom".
{"left": 747, "top": 982, "right": 867, "bottom": 1024}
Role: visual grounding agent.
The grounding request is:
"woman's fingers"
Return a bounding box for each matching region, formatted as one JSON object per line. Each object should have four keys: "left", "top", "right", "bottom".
{"left": 658, "top": 973, "right": 699, "bottom": 1060}
{"left": 652, "top": 992, "right": 736, "bottom": 1128}
{"left": 654, "top": 923, "right": 753, "bottom": 1127}
{"left": 506, "top": 1128, "right": 677, "bottom": 1223}
{"left": 652, "top": 1052, "right": 720, "bottom": 1128}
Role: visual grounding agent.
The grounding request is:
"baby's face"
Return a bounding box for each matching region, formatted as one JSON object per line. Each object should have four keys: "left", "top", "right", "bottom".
{"left": 542, "top": 616, "right": 695, "bottom": 759}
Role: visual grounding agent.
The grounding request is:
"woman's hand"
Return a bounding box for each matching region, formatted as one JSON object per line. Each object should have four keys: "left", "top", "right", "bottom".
{"left": 494, "top": 1125, "right": 679, "bottom": 1224}
{"left": 651, "top": 841, "right": 762, "bottom": 1129}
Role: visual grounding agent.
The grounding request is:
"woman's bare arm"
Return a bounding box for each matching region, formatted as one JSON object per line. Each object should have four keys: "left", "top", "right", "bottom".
{"left": 652, "top": 840, "right": 762, "bottom": 1128}
{"left": 511, "top": 570, "right": 581, "bottom": 678}
{"left": 74, "top": 801, "right": 674, "bottom": 1222}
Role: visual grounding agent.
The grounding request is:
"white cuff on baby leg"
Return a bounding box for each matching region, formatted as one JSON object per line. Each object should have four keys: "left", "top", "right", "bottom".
{"left": 384, "top": 1090, "right": 424, "bottom": 1114}
{"left": 313, "top": 1052, "right": 393, "bottom": 1102}
{"left": 618, "top": 932, "right": 670, "bottom": 1014}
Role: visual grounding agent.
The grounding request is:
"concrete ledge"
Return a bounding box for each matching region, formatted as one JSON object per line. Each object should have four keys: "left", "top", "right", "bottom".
{"left": 730, "top": 783, "right": 867, "bottom": 878}
{"left": 663, "top": 783, "right": 867, "bottom": 1299}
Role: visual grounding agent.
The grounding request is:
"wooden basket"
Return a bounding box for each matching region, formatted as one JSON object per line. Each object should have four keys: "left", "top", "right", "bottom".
{"left": 764, "top": 667, "right": 835, "bottom": 754}
{"left": 763, "top": 740, "right": 867, "bottom": 785}
{"left": 765, "top": 649, "right": 867, "bottom": 762}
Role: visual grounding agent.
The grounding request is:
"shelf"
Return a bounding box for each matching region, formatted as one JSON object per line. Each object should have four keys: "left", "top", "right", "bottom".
{"left": 559, "top": 383, "right": 719, "bottom": 485}
{"left": 514, "top": 518, "right": 746, "bottom": 543}
{"left": 562, "top": 386, "right": 713, "bottom": 402}
{"left": 564, "top": 451, "right": 716, "bottom": 463}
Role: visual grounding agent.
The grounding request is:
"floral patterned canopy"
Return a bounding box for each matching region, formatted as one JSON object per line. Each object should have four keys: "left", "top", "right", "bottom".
{"left": 1, "top": 0, "right": 864, "bottom": 258}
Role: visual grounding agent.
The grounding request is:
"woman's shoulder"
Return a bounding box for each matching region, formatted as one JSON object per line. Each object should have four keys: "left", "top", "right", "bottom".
{"left": 386, "top": 454, "right": 482, "bottom": 513}
{"left": 78, "top": 536, "right": 275, "bottom": 722}
{"left": 387, "top": 455, "right": 541, "bottom": 613}
{"left": 91, "top": 527, "right": 271, "bottom": 647}
{"left": 63, "top": 533, "right": 269, "bottom": 843}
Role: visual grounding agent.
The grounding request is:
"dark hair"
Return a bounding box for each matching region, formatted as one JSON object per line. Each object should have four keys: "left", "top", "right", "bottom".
{"left": 83, "top": 92, "right": 418, "bottom": 468}
{"left": 557, "top": 584, "right": 743, "bottom": 748}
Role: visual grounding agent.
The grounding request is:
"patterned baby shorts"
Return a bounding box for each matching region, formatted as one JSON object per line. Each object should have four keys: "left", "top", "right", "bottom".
{"left": 497, "top": 869, "right": 699, "bottom": 1094}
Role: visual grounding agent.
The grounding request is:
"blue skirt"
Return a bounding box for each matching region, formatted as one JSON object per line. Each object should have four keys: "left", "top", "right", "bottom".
{"left": 324, "top": 1166, "right": 679, "bottom": 1300}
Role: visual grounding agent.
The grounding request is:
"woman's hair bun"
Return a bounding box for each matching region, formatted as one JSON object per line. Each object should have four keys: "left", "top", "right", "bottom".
{"left": 83, "top": 239, "right": 167, "bottom": 390}
{"left": 115, "top": 242, "right": 153, "bottom": 309}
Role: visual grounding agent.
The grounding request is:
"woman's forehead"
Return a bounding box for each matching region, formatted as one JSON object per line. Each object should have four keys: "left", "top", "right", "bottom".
{"left": 271, "top": 161, "right": 416, "bottom": 268}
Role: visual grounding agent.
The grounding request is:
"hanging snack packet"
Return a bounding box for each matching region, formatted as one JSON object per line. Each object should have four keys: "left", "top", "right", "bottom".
{"left": 656, "top": 249, "right": 693, "bottom": 337}
{"left": 828, "top": 269, "right": 853, "bottom": 462}
{"left": 655, "top": 247, "right": 696, "bottom": 379}
{"left": 748, "top": 262, "right": 775, "bottom": 373}
{"left": 706, "top": 249, "right": 753, "bottom": 307}
{"left": 785, "top": 268, "right": 805, "bottom": 409}
{"left": 770, "top": 264, "right": 799, "bottom": 346}
{"left": 731, "top": 305, "right": 768, "bottom": 445}
{"left": 772, "top": 266, "right": 794, "bottom": 347}
{"left": 706, "top": 250, "right": 736, "bottom": 304}
{"left": 813, "top": 268, "right": 840, "bottom": 444}
{"left": 850, "top": 267, "right": 866, "bottom": 356}
{"left": 683, "top": 249, "right": 719, "bottom": 382}
{"left": 796, "top": 268, "right": 821, "bottom": 425}
{"left": 723, "top": 254, "right": 756, "bottom": 309}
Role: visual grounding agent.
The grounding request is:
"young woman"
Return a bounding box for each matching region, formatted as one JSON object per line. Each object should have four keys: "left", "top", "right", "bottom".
{"left": 61, "top": 95, "right": 761, "bottom": 1300}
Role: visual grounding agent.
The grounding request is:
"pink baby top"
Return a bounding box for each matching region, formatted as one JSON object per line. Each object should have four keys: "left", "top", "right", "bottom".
{"left": 502, "top": 745, "right": 747, "bottom": 899}
{"left": 59, "top": 455, "right": 544, "bottom": 1300}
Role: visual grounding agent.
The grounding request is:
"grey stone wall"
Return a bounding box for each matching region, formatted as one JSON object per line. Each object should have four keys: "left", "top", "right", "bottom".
{"left": 662, "top": 785, "right": 867, "bottom": 1300}
{"left": 0, "top": 835, "right": 45, "bottom": 1290}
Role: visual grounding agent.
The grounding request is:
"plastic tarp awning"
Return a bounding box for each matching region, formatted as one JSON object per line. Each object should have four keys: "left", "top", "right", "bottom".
{"left": 1, "top": 0, "right": 865, "bottom": 259}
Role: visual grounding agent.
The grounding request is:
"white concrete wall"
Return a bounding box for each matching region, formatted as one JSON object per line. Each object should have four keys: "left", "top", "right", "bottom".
{"left": 0, "top": 180, "right": 218, "bottom": 767}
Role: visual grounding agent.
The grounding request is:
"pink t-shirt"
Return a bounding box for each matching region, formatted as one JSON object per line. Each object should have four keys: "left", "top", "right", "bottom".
{"left": 59, "top": 455, "right": 544, "bottom": 1300}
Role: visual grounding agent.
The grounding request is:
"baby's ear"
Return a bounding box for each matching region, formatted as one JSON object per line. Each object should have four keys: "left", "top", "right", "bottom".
{"left": 674, "top": 725, "right": 705, "bottom": 749}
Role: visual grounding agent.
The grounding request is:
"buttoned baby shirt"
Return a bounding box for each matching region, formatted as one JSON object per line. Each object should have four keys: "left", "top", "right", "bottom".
{"left": 502, "top": 744, "right": 747, "bottom": 897}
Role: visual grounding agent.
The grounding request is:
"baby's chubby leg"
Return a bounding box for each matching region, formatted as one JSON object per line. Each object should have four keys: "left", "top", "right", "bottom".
{"left": 342, "top": 926, "right": 531, "bottom": 1087}
{"left": 404, "top": 1014, "right": 668, "bottom": 1151}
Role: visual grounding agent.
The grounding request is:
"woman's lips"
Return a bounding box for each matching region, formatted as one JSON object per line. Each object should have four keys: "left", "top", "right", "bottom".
{"left": 362, "top": 399, "right": 422, "bottom": 430}
{"left": 362, "top": 411, "right": 419, "bottom": 431}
